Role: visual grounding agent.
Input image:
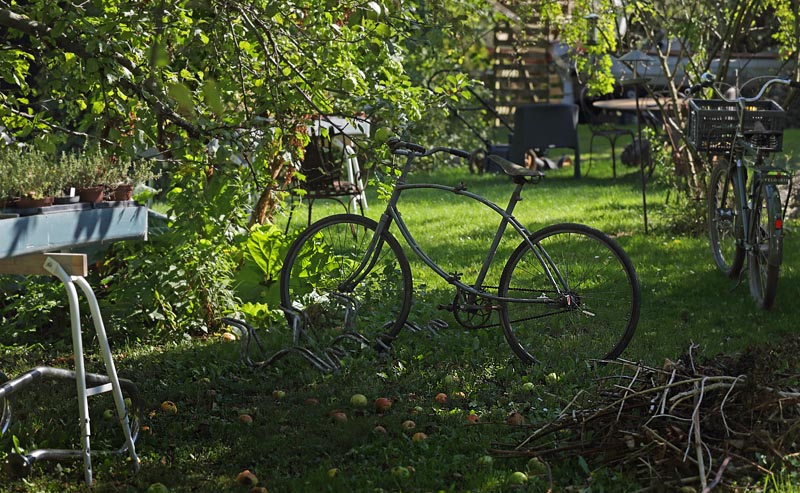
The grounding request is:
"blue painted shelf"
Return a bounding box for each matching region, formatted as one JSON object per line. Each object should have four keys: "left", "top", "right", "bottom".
{"left": 0, "top": 201, "right": 148, "bottom": 259}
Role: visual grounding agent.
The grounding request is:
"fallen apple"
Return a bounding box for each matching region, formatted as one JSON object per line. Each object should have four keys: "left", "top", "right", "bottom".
{"left": 373, "top": 425, "right": 387, "bottom": 434}
{"left": 239, "top": 414, "right": 253, "bottom": 425}
{"left": 391, "top": 465, "right": 410, "bottom": 479}
{"left": 506, "top": 411, "right": 525, "bottom": 426}
{"left": 103, "top": 409, "right": 115, "bottom": 420}
{"left": 327, "top": 467, "right": 339, "bottom": 478}
{"left": 527, "top": 457, "right": 547, "bottom": 475}
{"left": 545, "top": 372, "right": 561, "bottom": 384}
{"left": 465, "top": 413, "right": 479, "bottom": 424}
{"left": 272, "top": 390, "right": 286, "bottom": 399}
{"left": 401, "top": 420, "right": 416, "bottom": 431}
{"left": 374, "top": 397, "right": 392, "bottom": 413}
{"left": 411, "top": 432, "right": 427, "bottom": 442}
{"left": 508, "top": 471, "right": 528, "bottom": 485}
{"left": 330, "top": 411, "right": 348, "bottom": 424}
{"left": 434, "top": 392, "right": 448, "bottom": 404}
{"left": 160, "top": 400, "right": 177, "bottom": 415}
{"left": 236, "top": 469, "right": 258, "bottom": 486}
{"left": 304, "top": 397, "right": 319, "bottom": 406}
{"left": 522, "top": 381, "right": 536, "bottom": 392}
{"left": 250, "top": 488, "right": 268, "bottom": 493}
{"left": 350, "top": 393, "right": 368, "bottom": 408}
{"left": 146, "top": 483, "right": 169, "bottom": 493}
{"left": 221, "top": 332, "right": 237, "bottom": 341}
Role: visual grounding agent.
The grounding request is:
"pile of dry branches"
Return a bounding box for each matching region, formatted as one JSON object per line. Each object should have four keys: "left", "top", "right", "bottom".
{"left": 493, "top": 341, "right": 800, "bottom": 491}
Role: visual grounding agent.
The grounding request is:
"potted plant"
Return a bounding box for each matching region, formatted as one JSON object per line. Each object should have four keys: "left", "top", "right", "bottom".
{"left": 9, "top": 147, "right": 61, "bottom": 208}
{"left": 53, "top": 150, "right": 80, "bottom": 204}
{"left": 108, "top": 157, "right": 158, "bottom": 201}
{"left": 69, "top": 144, "right": 113, "bottom": 203}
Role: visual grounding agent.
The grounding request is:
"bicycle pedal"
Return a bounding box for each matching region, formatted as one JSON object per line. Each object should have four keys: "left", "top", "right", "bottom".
{"left": 436, "top": 304, "right": 455, "bottom": 312}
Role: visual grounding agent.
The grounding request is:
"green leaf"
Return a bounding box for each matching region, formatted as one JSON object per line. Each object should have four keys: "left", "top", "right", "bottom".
{"left": 168, "top": 82, "right": 196, "bottom": 116}
{"left": 202, "top": 79, "right": 224, "bottom": 117}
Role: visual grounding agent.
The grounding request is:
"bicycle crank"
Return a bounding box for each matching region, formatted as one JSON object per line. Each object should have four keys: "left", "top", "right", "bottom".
{"left": 438, "top": 291, "right": 499, "bottom": 329}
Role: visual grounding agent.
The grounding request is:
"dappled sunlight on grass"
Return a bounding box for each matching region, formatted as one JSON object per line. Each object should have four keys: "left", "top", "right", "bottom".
{"left": 5, "top": 127, "right": 800, "bottom": 491}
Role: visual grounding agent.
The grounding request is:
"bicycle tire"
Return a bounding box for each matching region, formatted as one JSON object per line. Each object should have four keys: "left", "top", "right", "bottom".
{"left": 708, "top": 160, "right": 745, "bottom": 278}
{"left": 498, "top": 223, "right": 641, "bottom": 366}
{"left": 280, "top": 214, "right": 413, "bottom": 350}
{"left": 747, "top": 182, "right": 782, "bottom": 309}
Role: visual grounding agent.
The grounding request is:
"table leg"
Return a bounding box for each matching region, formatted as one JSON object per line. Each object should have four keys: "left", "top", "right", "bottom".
{"left": 43, "top": 258, "right": 93, "bottom": 485}
{"left": 74, "top": 276, "right": 140, "bottom": 471}
{"left": 41, "top": 257, "right": 140, "bottom": 484}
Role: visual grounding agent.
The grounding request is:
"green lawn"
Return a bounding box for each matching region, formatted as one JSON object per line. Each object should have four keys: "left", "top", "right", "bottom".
{"left": 2, "top": 125, "right": 800, "bottom": 492}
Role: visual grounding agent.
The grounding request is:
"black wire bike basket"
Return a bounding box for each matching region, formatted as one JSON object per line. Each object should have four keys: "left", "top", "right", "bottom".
{"left": 687, "top": 99, "right": 786, "bottom": 153}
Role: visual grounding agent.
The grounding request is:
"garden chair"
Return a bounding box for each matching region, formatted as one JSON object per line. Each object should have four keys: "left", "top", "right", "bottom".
{"left": 579, "top": 86, "right": 635, "bottom": 178}
{"left": 509, "top": 103, "right": 581, "bottom": 178}
{"left": 285, "top": 132, "right": 366, "bottom": 231}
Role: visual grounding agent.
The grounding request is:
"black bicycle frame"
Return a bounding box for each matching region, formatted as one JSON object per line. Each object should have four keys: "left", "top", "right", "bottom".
{"left": 341, "top": 152, "right": 567, "bottom": 304}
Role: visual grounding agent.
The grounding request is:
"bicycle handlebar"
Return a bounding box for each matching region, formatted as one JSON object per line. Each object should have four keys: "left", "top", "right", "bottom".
{"left": 686, "top": 72, "right": 716, "bottom": 96}
{"left": 387, "top": 138, "right": 472, "bottom": 160}
{"left": 688, "top": 72, "right": 800, "bottom": 102}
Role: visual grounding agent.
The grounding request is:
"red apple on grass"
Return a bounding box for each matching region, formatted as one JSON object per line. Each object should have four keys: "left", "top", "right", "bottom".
{"left": 236, "top": 469, "right": 258, "bottom": 486}
{"left": 374, "top": 397, "right": 392, "bottom": 413}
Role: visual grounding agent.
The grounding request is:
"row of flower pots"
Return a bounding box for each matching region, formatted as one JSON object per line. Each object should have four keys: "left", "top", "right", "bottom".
{"left": 0, "top": 144, "right": 156, "bottom": 210}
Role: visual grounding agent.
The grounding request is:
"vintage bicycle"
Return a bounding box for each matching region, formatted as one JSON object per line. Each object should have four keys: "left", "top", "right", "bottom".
{"left": 688, "top": 74, "right": 800, "bottom": 308}
{"left": 279, "top": 139, "right": 640, "bottom": 365}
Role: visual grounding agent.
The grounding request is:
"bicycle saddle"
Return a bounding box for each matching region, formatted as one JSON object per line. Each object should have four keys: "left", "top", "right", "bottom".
{"left": 487, "top": 154, "right": 544, "bottom": 178}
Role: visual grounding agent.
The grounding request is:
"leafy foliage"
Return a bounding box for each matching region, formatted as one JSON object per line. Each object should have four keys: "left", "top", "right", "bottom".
{"left": 0, "top": 0, "right": 499, "bottom": 339}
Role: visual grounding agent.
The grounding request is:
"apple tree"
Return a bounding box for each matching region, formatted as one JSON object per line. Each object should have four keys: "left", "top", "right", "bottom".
{"left": 0, "top": 0, "right": 498, "bottom": 338}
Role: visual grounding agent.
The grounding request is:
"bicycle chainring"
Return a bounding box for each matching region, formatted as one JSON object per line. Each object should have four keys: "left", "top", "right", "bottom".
{"left": 451, "top": 291, "right": 497, "bottom": 329}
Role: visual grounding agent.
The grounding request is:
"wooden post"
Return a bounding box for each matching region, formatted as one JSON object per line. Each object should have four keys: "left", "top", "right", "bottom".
{"left": 0, "top": 253, "right": 88, "bottom": 277}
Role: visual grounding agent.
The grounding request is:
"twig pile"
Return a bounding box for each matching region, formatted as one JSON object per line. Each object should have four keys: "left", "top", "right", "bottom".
{"left": 492, "top": 342, "right": 800, "bottom": 491}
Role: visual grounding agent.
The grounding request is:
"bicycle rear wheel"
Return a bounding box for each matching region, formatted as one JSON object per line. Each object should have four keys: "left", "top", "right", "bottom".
{"left": 747, "top": 182, "right": 782, "bottom": 309}
{"left": 708, "top": 160, "right": 745, "bottom": 278}
{"left": 498, "top": 223, "right": 640, "bottom": 366}
{"left": 280, "top": 214, "right": 413, "bottom": 350}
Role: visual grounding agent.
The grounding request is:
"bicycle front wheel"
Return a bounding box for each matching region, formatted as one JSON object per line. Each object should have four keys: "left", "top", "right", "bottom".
{"left": 499, "top": 223, "right": 640, "bottom": 366}
{"left": 708, "top": 160, "right": 745, "bottom": 278}
{"left": 748, "top": 182, "right": 782, "bottom": 309}
{"left": 280, "top": 214, "right": 413, "bottom": 350}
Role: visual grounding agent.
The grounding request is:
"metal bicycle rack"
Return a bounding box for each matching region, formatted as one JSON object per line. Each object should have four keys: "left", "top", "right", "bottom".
{"left": 0, "top": 203, "right": 147, "bottom": 485}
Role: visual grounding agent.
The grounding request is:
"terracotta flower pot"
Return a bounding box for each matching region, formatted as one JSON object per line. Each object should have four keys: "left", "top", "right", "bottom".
{"left": 78, "top": 186, "right": 105, "bottom": 203}
{"left": 113, "top": 184, "right": 134, "bottom": 201}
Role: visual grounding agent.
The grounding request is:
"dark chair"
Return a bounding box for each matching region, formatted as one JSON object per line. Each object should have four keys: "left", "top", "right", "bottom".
{"left": 579, "top": 87, "right": 634, "bottom": 178}
{"left": 285, "top": 133, "right": 365, "bottom": 231}
{"left": 509, "top": 103, "right": 581, "bottom": 178}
